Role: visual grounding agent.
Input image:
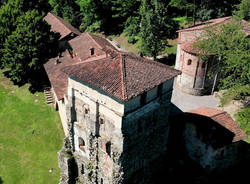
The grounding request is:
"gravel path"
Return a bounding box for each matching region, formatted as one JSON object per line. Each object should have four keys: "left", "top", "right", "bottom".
{"left": 171, "top": 86, "right": 220, "bottom": 112}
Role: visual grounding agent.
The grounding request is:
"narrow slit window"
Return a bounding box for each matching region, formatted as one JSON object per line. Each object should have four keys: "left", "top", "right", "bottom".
{"left": 106, "top": 142, "right": 111, "bottom": 157}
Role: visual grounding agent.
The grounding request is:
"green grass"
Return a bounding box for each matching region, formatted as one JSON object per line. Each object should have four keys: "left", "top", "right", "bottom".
{"left": 236, "top": 106, "right": 250, "bottom": 143}
{"left": 112, "top": 33, "right": 141, "bottom": 54}
{"left": 0, "top": 70, "right": 64, "bottom": 184}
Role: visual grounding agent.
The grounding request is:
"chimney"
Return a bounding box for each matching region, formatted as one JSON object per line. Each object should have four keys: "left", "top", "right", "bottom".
{"left": 90, "top": 48, "right": 95, "bottom": 56}
{"left": 55, "top": 55, "right": 61, "bottom": 65}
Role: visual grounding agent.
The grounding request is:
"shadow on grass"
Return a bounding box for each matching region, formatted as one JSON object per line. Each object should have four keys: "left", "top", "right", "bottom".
{"left": 156, "top": 53, "right": 176, "bottom": 67}
{"left": 0, "top": 176, "right": 3, "bottom": 184}
{"left": 3, "top": 67, "right": 51, "bottom": 94}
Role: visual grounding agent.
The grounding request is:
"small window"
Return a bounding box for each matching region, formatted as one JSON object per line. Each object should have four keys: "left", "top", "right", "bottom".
{"left": 81, "top": 164, "right": 85, "bottom": 174}
{"left": 79, "top": 137, "right": 85, "bottom": 151}
{"left": 85, "top": 108, "right": 89, "bottom": 114}
{"left": 90, "top": 48, "right": 95, "bottom": 56}
{"left": 101, "top": 178, "right": 103, "bottom": 184}
{"left": 100, "top": 118, "right": 104, "bottom": 124}
{"left": 187, "top": 59, "right": 192, "bottom": 65}
{"left": 106, "top": 142, "right": 111, "bottom": 157}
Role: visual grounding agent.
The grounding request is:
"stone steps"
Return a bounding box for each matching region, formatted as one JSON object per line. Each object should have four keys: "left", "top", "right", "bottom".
{"left": 43, "top": 85, "right": 54, "bottom": 104}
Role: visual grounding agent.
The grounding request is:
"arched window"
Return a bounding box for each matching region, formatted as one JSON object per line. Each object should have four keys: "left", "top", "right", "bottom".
{"left": 78, "top": 137, "right": 85, "bottom": 151}
{"left": 106, "top": 142, "right": 111, "bottom": 157}
{"left": 187, "top": 59, "right": 192, "bottom": 65}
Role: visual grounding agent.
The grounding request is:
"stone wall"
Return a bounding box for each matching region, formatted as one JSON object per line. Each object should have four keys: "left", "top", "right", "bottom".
{"left": 60, "top": 75, "right": 175, "bottom": 184}
{"left": 183, "top": 121, "right": 249, "bottom": 173}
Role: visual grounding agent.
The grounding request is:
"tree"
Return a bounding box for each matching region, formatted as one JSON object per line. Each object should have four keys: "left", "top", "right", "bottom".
{"left": 49, "top": 0, "right": 81, "bottom": 28}
{"left": 140, "top": 0, "right": 177, "bottom": 60}
{"left": 0, "top": 1, "right": 21, "bottom": 68}
{"left": 195, "top": 21, "right": 250, "bottom": 92}
{"left": 234, "top": 0, "right": 250, "bottom": 21}
{"left": 1, "top": 9, "right": 59, "bottom": 83}
{"left": 195, "top": 0, "right": 240, "bottom": 21}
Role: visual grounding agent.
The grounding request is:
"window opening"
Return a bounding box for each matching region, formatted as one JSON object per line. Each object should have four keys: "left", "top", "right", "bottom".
{"left": 90, "top": 48, "right": 95, "bottom": 56}
{"left": 81, "top": 164, "right": 85, "bottom": 174}
{"left": 79, "top": 137, "right": 85, "bottom": 151}
{"left": 106, "top": 142, "right": 111, "bottom": 157}
{"left": 140, "top": 92, "right": 147, "bottom": 106}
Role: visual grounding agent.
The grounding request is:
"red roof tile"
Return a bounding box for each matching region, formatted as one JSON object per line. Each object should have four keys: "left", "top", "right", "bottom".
{"left": 180, "top": 40, "right": 201, "bottom": 55}
{"left": 178, "top": 16, "right": 250, "bottom": 36}
{"left": 44, "top": 12, "right": 81, "bottom": 40}
{"left": 188, "top": 107, "right": 248, "bottom": 142}
{"left": 177, "top": 17, "right": 232, "bottom": 32}
{"left": 62, "top": 53, "right": 181, "bottom": 101}
{"left": 44, "top": 51, "right": 79, "bottom": 100}
{"left": 69, "top": 33, "right": 117, "bottom": 61}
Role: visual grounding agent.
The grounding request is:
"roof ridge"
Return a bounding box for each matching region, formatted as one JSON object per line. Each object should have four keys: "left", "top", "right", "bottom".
{"left": 120, "top": 54, "right": 127, "bottom": 100}
{"left": 86, "top": 33, "right": 105, "bottom": 50}
{"left": 210, "top": 111, "right": 227, "bottom": 118}
{"left": 49, "top": 12, "right": 75, "bottom": 33}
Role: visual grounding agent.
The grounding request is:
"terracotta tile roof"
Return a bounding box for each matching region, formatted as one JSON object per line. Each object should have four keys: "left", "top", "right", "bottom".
{"left": 44, "top": 12, "right": 81, "bottom": 40}
{"left": 188, "top": 107, "right": 248, "bottom": 142}
{"left": 44, "top": 51, "right": 79, "bottom": 100}
{"left": 177, "top": 16, "right": 232, "bottom": 32}
{"left": 180, "top": 40, "right": 200, "bottom": 55}
{"left": 62, "top": 53, "right": 181, "bottom": 101}
{"left": 69, "top": 33, "right": 117, "bottom": 61}
{"left": 178, "top": 16, "right": 250, "bottom": 36}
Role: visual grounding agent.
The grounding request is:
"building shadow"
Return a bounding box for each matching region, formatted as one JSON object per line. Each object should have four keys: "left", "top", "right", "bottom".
{"left": 3, "top": 66, "right": 51, "bottom": 94}
{"left": 118, "top": 102, "right": 250, "bottom": 183}
{"left": 167, "top": 110, "right": 250, "bottom": 184}
{"left": 0, "top": 176, "right": 3, "bottom": 184}
{"left": 157, "top": 54, "right": 176, "bottom": 67}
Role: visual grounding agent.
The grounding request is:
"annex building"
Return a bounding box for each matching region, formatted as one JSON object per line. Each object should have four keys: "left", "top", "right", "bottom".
{"left": 175, "top": 16, "right": 250, "bottom": 95}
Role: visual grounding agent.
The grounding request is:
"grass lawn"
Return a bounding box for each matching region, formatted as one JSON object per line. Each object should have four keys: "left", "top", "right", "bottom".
{"left": 0, "top": 70, "right": 64, "bottom": 184}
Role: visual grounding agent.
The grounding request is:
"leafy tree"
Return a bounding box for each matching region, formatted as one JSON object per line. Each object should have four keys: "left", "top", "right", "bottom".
{"left": 195, "top": 0, "right": 240, "bottom": 21}
{"left": 169, "top": 0, "right": 195, "bottom": 17}
{"left": 234, "top": 0, "right": 250, "bottom": 21}
{"left": 77, "top": 0, "right": 114, "bottom": 33}
{"left": 49, "top": 0, "right": 81, "bottom": 28}
{"left": 140, "top": 0, "right": 177, "bottom": 60}
{"left": 195, "top": 21, "right": 250, "bottom": 92}
{"left": 1, "top": 10, "right": 59, "bottom": 83}
{"left": 0, "top": 0, "right": 7, "bottom": 6}
{"left": 0, "top": 1, "right": 21, "bottom": 68}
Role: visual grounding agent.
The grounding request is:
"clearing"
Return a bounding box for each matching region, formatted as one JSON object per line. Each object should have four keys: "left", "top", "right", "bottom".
{"left": 0, "top": 70, "right": 64, "bottom": 184}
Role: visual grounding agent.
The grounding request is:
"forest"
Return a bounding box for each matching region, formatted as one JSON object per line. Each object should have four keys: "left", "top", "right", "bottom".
{"left": 0, "top": 0, "right": 249, "bottom": 121}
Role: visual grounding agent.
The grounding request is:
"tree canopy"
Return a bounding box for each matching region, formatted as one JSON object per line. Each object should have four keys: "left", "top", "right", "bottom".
{"left": 140, "top": 0, "right": 177, "bottom": 59}
{"left": 0, "top": 0, "right": 59, "bottom": 84}
{"left": 195, "top": 20, "right": 250, "bottom": 93}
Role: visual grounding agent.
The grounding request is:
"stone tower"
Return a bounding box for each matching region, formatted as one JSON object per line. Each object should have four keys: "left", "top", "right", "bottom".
{"left": 61, "top": 53, "right": 180, "bottom": 184}
{"left": 175, "top": 17, "right": 232, "bottom": 95}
